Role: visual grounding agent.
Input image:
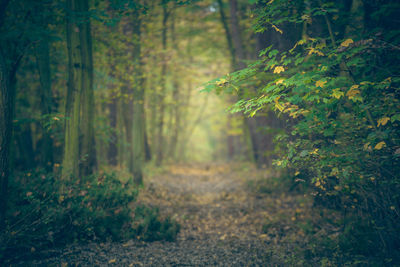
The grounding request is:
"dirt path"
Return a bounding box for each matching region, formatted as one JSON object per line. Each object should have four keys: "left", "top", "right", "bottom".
{"left": 19, "top": 164, "right": 284, "bottom": 266}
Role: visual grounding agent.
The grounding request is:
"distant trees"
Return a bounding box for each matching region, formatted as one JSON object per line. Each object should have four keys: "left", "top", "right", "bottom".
{"left": 0, "top": 0, "right": 237, "bottom": 229}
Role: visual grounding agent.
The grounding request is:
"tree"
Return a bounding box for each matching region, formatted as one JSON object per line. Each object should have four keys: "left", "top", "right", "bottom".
{"left": 62, "top": 0, "right": 96, "bottom": 179}
{"left": 0, "top": 0, "right": 27, "bottom": 229}
{"left": 131, "top": 6, "right": 145, "bottom": 185}
{"left": 35, "top": 28, "right": 54, "bottom": 170}
{"left": 155, "top": 0, "right": 170, "bottom": 166}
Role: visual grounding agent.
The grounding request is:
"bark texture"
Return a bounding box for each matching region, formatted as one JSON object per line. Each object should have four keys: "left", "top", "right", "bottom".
{"left": 62, "top": 0, "right": 95, "bottom": 179}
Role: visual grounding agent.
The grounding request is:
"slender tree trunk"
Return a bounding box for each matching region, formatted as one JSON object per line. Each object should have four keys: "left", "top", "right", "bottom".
{"left": 62, "top": 0, "right": 89, "bottom": 179}
{"left": 122, "top": 87, "right": 133, "bottom": 172}
{"left": 228, "top": 0, "right": 252, "bottom": 161}
{"left": 107, "top": 88, "right": 118, "bottom": 166}
{"left": 131, "top": 10, "right": 145, "bottom": 185}
{"left": 14, "top": 123, "right": 35, "bottom": 170}
{"left": 35, "top": 36, "right": 54, "bottom": 170}
{"left": 0, "top": 51, "right": 14, "bottom": 229}
{"left": 217, "top": 0, "right": 236, "bottom": 70}
{"left": 144, "top": 118, "right": 151, "bottom": 161}
{"left": 121, "top": 17, "right": 135, "bottom": 172}
{"left": 168, "top": 10, "right": 180, "bottom": 160}
{"left": 79, "top": 0, "right": 96, "bottom": 176}
{"left": 149, "top": 54, "right": 157, "bottom": 157}
{"left": 117, "top": 98, "right": 125, "bottom": 167}
{"left": 156, "top": 1, "right": 169, "bottom": 166}
{"left": 176, "top": 23, "right": 193, "bottom": 161}
{"left": 229, "top": 0, "right": 246, "bottom": 70}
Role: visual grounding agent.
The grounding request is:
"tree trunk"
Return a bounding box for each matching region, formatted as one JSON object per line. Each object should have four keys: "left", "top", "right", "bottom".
{"left": 131, "top": 10, "right": 145, "bottom": 185}
{"left": 122, "top": 87, "right": 133, "bottom": 172}
{"left": 229, "top": 0, "right": 246, "bottom": 70}
{"left": 79, "top": 0, "right": 96, "bottom": 176}
{"left": 107, "top": 89, "right": 118, "bottom": 166}
{"left": 62, "top": 0, "right": 87, "bottom": 179}
{"left": 144, "top": 118, "right": 151, "bottom": 161}
{"left": 217, "top": 0, "right": 236, "bottom": 70}
{"left": 155, "top": 1, "right": 169, "bottom": 166}
{"left": 0, "top": 51, "right": 14, "bottom": 229}
{"left": 35, "top": 36, "right": 54, "bottom": 170}
{"left": 168, "top": 10, "right": 180, "bottom": 160}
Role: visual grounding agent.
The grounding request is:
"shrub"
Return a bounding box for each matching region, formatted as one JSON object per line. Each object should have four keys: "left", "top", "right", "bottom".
{"left": 132, "top": 205, "right": 180, "bottom": 242}
{"left": 0, "top": 169, "right": 179, "bottom": 263}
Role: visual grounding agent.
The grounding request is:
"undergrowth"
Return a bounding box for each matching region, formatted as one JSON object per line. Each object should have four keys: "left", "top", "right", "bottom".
{"left": 0, "top": 169, "right": 180, "bottom": 263}
{"left": 249, "top": 171, "right": 399, "bottom": 266}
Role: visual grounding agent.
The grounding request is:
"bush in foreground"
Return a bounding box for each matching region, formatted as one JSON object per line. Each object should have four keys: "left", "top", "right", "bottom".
{"left": 0, "top": 169, "right": 179, "bottom": 263}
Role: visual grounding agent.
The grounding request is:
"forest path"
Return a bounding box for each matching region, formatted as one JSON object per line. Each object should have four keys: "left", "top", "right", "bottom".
{"left": 26, "top": 164, "right": 297, "bottom": 266}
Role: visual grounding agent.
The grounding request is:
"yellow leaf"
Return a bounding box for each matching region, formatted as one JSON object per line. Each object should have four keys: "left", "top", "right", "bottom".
{"left": 295, "top": 171, "right": 300, "bottom": 176}
{"left": 308, "top": 47, "right": 324, "bottom": 56}
{"left": 275, "top": 79, "right": 284, "bottom": 85}
{"left": 374, "top": 141, "right": 386, "bottom": 150}
{"left": 216, "top": 78, "right": 227, "bottom": 87}
{"left": 272, "top": 24, "right": 283, "bottom": 34}
{"left": 363, "top": 142, "right": 371, "bottom": 150}
{"left": 331, "top": 88, "right": 344, "bottom": 99}
{"left": 273, "top": 66, "right": 285, "bottom": 74}
{"left": 377, "top": 117, "right": 390, "bottom": 127}
{"left": 315, "top": 80, "right": 327, "bottom": 88}
{"left": 274, "top": 97, "right": 284, "bottom": 112}
{"left": 109, "top": 259, "right": 117, "bottom": 264}
{"left": 340, "top": 38, "right": 354, "bottom": 47}
{"left": 346, "top": 85, "right": 361, "bottom": 100}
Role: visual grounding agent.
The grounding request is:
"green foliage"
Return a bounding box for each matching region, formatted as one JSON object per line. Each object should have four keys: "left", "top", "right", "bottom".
{"left": 132, "top": 205, "right": 180, "bottom": 242}
{"left": 0, "top": 169, "right": 179, "bottom": 262}
{"left": 207, "top": 0, "right": 400, "bottom": 263}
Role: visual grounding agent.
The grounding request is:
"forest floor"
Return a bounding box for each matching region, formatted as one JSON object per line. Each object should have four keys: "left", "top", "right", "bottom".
{"left": 16, "top": 163, "right": 314, "bottom": 266}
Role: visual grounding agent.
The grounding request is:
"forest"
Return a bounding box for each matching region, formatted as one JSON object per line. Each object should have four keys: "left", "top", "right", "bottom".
{"left": 0, "top": 0, "right": 399, "bottom": 265}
